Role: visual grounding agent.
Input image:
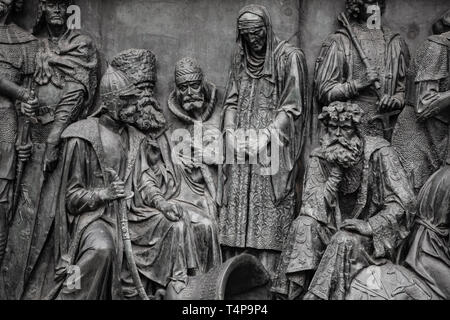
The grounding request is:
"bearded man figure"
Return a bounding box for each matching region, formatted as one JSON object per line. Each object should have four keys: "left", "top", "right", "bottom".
{"left": 46, "top": 66, "right": 197, "bottom": 300}
{"left": 111, "top": 49, "right": 161, "bottom": 134}
{"left": 165, "top": 57, "right": 222, "bottom": 274}
{"left": 274, "top": 101, "right": 416, "bottom": 300}
{"left": 219, "top": 4, "right": 309, "bottom": 282}
{"left": 313, "top": 0, "right": 409, "bottom": 142}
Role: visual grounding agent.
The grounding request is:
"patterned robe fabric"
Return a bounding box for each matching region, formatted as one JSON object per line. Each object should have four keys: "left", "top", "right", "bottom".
{"left": 274, "top": 137, "right": 416, "bottom": 299}
{"left": 218, "top": 6, "right": 309, "bottom": 279}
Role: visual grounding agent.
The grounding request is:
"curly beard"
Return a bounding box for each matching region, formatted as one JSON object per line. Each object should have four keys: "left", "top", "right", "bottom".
{"left": 134, "top": 96, "right": 167, "bottom": 132}
{"left": 177, "top": 90, "right": 205, "bottom": 113}
{"left": 321, "top": 133, "right": 364, "bottom": 168}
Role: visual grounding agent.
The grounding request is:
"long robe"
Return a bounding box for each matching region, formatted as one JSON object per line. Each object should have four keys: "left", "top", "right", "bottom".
{"left": 274, "top": 137, "right": 416, "bottom": 299}
{"left": 43, "top": 117, "right": 145, "bottom": 299}
{"left": 219, "top": 6, "right": 309, "bottom": 279}
{"left": 393, "top": 31, "right": 450, "bottom": 192}
{"left": 403, "top": 165, "right": 450, "bottom": 299}
{"left": 313, "top": 24, "right": 409, "bottom": 142}
{"left": 123, "top": 130, "right": 220, "bottom": 298}
{"left": 167, "top": 83, "right": 222, "bottom": 274}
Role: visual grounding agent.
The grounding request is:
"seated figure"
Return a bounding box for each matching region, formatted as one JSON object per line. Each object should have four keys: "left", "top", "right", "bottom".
{"left": 112, "top": 53, "right": 221, "bottom": 298}
{"left": 274, "top": 101, "right": 416, "bottom": 300}
{"left": 49, "top": 67, "right": 197, "bottom": 300}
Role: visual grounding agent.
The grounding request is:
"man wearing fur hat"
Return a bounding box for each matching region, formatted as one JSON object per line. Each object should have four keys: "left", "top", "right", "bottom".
{"left": 48, "top": 66, "right": 197, "bottom": 300}
{"left": 111, "top": 49, "right": 165, "bottom": 134}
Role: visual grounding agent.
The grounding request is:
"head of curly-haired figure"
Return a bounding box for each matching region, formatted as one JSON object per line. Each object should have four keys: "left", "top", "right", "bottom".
{"left": 432, "top": 9, "right": 450, "bottom": 35}
{"left": 319, "top": 101, "right": 365, "bottom": 169}
{"left": 134, "top": 96, "right": 167, "bottom": 132}
{"left": 346, "top": 0, "right": 386, "bottom": 23}
{"left": 0, "top": 0, "right": 23, "bottom": 20}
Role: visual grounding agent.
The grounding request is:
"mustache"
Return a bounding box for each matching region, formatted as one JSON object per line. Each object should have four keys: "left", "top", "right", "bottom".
{"left": 183, "top": 96, "right": 203, "bottom": 103}
{"left": 321, "top": 134, "right": 363, "bottom": 168}
{"left": 136, "top": 106, "right": 167, "bottom": 131}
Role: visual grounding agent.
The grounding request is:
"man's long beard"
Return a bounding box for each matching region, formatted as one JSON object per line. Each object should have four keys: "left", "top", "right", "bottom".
{"left": 321, "top": 133, "right": 363, "bottom": 168}
{"left": 135, "top": 97, "right": 166, "bottom": 132}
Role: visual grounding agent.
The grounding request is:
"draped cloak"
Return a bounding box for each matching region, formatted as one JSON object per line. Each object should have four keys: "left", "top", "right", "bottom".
{"left": 403, "top": 165, "right": 450, "bottom": 299}
{"left": 274, "top": 137, "right": 416, "bottom": 298}
{"left": 46, "top": 118, "right": 199, "bottom": 299}
{"left": 218, "top": 5, "right": 309, "bottom": 254}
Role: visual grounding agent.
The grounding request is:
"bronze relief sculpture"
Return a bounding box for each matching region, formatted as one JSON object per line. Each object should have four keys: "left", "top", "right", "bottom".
{"left": 393, "top": 11, "right": 450, "bottom": 193}
{"left": 218, "top": 4, "right": 309, "bottom": 283}
{"left": 274, "top": 101, "right": 416, "bottom": 300}
{"left": 0, "top": 0, "right": 38, "bottom": 271}
{"left": 313, "top": 0, "right": 409, "bottom": 142}
{"left": 1, "top": 0, "right": 98, "bottom": 300}
{"left": 0, "top": 0, "right": 449, "bottom": 302}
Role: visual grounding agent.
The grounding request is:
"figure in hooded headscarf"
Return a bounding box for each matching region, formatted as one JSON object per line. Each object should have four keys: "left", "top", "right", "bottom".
{"left": 218, "top": 4, "right": 309, "bottom": 282}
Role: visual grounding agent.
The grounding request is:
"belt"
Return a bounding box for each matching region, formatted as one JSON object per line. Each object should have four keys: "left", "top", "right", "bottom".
{"left": 35, "top": 105, "right": 56, "bottom": 125}
{"left": 35, "top": 104, "right": 56, "bottom": 117}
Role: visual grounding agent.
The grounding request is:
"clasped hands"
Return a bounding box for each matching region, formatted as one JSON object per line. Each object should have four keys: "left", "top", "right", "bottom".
{"left": 226, "top": 129, "right": 270, "bottom": 159}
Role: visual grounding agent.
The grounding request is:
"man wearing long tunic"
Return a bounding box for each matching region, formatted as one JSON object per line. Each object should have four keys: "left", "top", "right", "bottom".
{"left": 274, "top": 102, "right": 416, "bottom": 300}
{"left": 219, "top": 4, "right": 309, "bottom": 279}
{"left": 313, "top": 0, "right": 409, "bottom": 141}
{"left": 393, "top": 11, "right": 450, "bottom": 193}
{"left": 1, "top": 0, "right": 98, "bottom": 300}
{"left": 167, "top": 57, "right": 222, "bottom": 274}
